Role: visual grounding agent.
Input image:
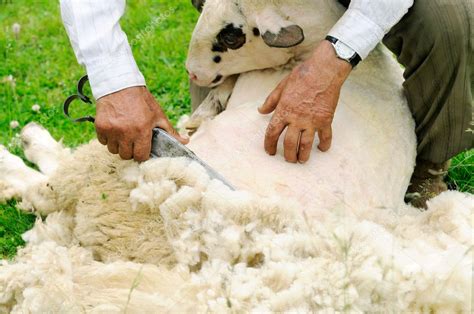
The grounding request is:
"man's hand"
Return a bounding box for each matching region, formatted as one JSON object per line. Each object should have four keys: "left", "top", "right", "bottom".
{"left": 95, "top": 86, "right": 188, "bottom": 162}
{"left": 258, "top": 40, "right": 352, "bottom": 163}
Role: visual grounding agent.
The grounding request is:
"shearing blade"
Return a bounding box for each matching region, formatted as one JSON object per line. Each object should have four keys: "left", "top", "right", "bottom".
{"left": 151, "top": 128, "right": 235, "bottom": 190}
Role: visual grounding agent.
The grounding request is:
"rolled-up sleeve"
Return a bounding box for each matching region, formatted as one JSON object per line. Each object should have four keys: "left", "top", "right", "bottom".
{"left": 60, "top": 0, "right": 146, "bottom": 99}
{"left": 328, "top": 0, "right": 414, "bottom": 59}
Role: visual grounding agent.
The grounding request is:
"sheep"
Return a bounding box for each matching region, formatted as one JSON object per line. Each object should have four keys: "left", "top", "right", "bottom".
{"left": 185, "top": 0, "right": 367, "bottom": 130}
{"left": 184, "top": 0, "right": 417, "bottom": 212}
{"left": 0, "top": 0, "right": 471, "bottom": 311}
{"left": 0, "top": 123, "right": 472, "bottom": 312}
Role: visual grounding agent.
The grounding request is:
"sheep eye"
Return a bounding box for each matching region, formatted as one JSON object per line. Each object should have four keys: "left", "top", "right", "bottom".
{"left": 223, "top": 34, "right": 238, "bottom": 45}
{"left": 216, "top": 24, "right": 247, "bottom": 51}
{"left": 221, "top": 32, "right": 245, "bottom": 49}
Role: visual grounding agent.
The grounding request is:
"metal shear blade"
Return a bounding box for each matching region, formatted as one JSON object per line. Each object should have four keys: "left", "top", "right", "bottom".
{"left": 151, "top": 128, "right": 235, "bottom": 190}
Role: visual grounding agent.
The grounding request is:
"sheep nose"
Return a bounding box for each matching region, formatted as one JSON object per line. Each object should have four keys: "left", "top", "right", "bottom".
{"left": 188, "top": 72, "right": 198, "bottom": 81}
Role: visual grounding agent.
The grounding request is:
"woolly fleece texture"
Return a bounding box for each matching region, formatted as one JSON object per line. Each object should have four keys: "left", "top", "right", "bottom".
{"left": 0, "top": 138, "right": 472, "bottom": 313}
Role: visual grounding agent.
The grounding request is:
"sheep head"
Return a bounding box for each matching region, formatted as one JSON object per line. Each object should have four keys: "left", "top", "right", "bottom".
{"left": 186, "top": 0, "right": 305, "bottom": 87}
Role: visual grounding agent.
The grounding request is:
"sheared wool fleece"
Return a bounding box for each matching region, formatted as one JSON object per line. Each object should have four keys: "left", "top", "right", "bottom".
{"left": 0, "top": 141, "right": 472, "bottom": 313}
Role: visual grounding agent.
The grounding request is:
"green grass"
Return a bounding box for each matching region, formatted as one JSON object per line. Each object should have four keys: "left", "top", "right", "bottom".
{"left": 446, "top": 150, "right": 474, "bottom": 194}
{"left": 0, "top": 201, "right": 36, "bottom": 259}
{"left": 0, "top": 1, "right": 472, "bottom": 259}
{"left": 0, "top": 0, "right": 198, "bottom": 145}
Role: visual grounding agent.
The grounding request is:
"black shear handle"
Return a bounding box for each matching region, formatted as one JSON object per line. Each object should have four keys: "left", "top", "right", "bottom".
{"left": 63, "top": 75, "right": 96, "bottom": 123}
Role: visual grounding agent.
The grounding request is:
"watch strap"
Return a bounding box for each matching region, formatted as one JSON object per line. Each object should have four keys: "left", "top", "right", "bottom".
{"left": 325, "top": 35, "right": 361, "bottom": 68}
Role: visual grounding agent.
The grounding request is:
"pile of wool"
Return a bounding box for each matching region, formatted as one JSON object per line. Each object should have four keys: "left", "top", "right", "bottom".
{"left": 0, "top": 142, "right": 472, "bottom": 313}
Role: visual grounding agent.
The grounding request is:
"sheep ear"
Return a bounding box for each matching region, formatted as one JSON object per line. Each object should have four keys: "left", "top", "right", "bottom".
{"left": 191, "top": 0, "right": 205, "bottom": 12}
{"left": 261, "top": 25, "right": 304, "bottom": 48}
{"left": 255, "top": 9, "right": 305, "bottom": 48}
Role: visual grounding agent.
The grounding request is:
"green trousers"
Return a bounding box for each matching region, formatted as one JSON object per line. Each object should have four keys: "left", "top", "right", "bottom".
{"left": 382, "top": 0, "right": 473, "bottom": 163}
{"left": 190, "top": 0, "right": 473, "bottom": 163}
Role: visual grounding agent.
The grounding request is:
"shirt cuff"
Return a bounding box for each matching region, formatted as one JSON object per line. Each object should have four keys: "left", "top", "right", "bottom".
{"left": 328, "top": 8, "right": 385, "bottom": 60}
{"left": 85, "top": 52, "right": 146, "bottom": 99}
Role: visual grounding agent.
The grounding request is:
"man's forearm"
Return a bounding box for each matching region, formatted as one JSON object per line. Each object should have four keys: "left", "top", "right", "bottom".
{"left": 60, "top": 0, "right": 145, "bottom": 99}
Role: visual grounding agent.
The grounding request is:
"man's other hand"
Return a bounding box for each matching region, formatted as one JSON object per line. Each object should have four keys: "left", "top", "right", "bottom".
{"left": 95, "top": 86, "right": 189, "bottom": 162}
{"left": 258, "top": 40, "right": 352, "bottom": 164}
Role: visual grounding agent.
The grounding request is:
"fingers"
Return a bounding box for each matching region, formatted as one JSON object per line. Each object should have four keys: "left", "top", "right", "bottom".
{"left": 318, "top": 126, "right": 332, "bottom": 152}
{"left": 284, "top": 126, "right": 301, "bottom": 163}
{"left": 97, "top": 127, "right": 137, "bottom": 161}
{"left": 95, "top": 120, "right": 108, "bottom": 145}
{"left": 298, "top": 129, "right": 316, "bottom": 163}
{"left": 156, "top": 118, "right": 190, "bottom": 145}
{"left": 97, "top": 133, "right": 107, "bottom": 145}
{"left": 103, "top": 135, "right": 152, "bottom": 162}
{"left": 133, "top": 130, "right": 153, "bottom": 162}
{"left": 145, "top": 89, "right": 189, "bottom": 145}
{"left": 261, "top": 77, "right": 289, "bottom": 156}
{"left": 118, "top": 141, "right": 134, "bottom": 160}
{"left": 264, "top": 116, "right": 287, "bottom": 156}
{"left": 258, "top": 76, "right": 289, "bottom": 115}
{"left": 107, "top": 140, "right": 119, "bottom": 155}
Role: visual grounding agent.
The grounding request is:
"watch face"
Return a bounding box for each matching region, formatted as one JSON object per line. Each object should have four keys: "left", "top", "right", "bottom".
{"left": 335, "top": 41, "right": 355, "bottom": 60}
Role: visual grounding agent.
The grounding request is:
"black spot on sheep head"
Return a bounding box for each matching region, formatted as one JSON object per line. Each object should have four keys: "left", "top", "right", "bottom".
{"left": 212, "top": 23, "right": 247, "bottom": 52}
{"left": 186, "top": 0, "right": 305, "bottom": 87}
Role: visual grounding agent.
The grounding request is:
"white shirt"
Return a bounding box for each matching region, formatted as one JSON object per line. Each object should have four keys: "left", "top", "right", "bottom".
{"left": 60, "top": 0, "right": 414, "bottom": 99}
{"left": 60, "top": 0, "right": 146, "bottom": 99}
{"left": 328, "top": 0, "right": 414, "bottom": 59}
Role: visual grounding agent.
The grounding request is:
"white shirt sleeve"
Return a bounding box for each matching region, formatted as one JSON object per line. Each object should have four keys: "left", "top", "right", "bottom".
{"left": 328, "top": 0, "right": 414, "bottom": 59}
{"left": 60, "top": 0, "right": 146, "bottom": 99}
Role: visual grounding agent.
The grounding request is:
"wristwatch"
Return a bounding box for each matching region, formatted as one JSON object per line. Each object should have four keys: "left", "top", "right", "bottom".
{"left": 325, "top": 35, "right": 361, "bottom": 68}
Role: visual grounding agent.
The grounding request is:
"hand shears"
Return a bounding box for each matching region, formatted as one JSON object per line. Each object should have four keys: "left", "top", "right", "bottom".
{"left": 63, "top": 75, "right": 235, "bottom": 190}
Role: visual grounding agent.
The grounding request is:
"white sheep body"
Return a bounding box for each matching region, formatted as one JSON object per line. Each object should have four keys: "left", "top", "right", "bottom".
{"left": 186, "top": 0, "right": 416, "bottom": 211}
{"left": 188, "top": 61, "right": 415, "bottom": 213}
{"left": 0, "top": 135, "right": 472, "bottom": 312}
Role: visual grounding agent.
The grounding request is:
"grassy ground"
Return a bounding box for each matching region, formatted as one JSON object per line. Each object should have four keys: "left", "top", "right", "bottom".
{"left": 0, "top": 1, "right": 472, "bottom": 259}
{"left": 0, "top": 0, "right": 198, "bottom": 258}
